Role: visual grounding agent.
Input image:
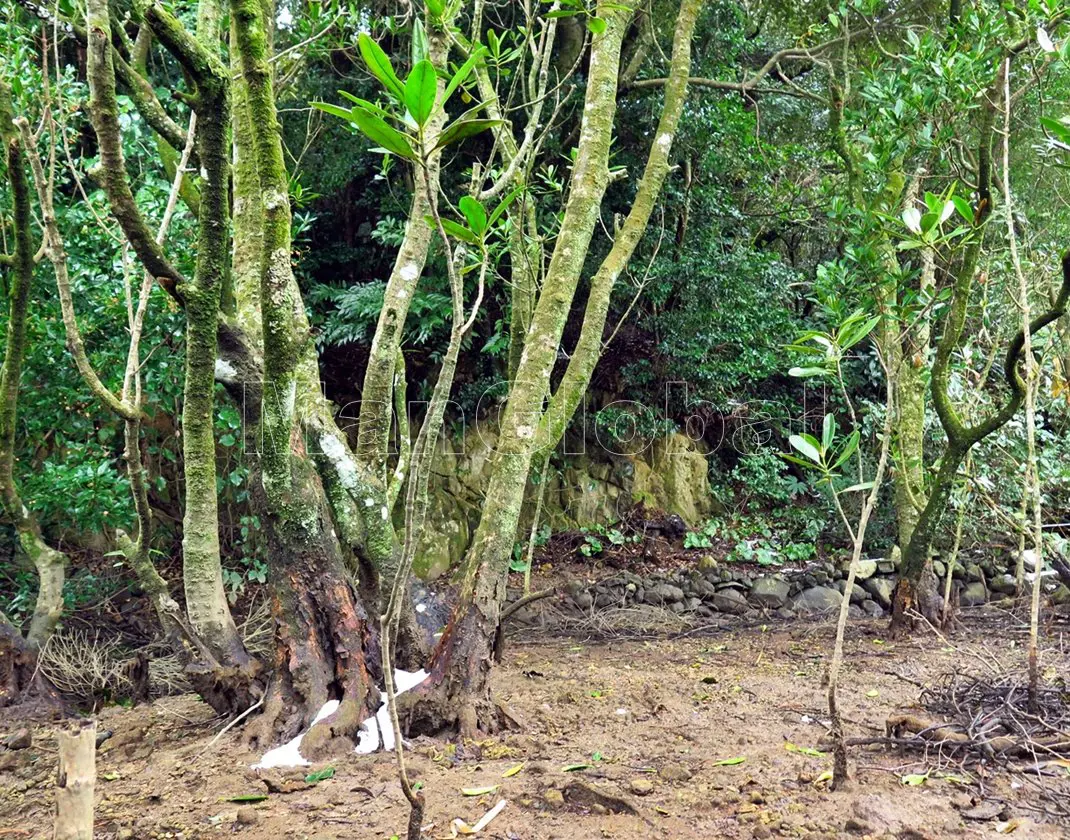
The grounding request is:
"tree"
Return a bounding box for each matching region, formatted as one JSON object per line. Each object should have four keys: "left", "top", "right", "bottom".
{"left": 0, "top": 79, "right": 66, "bottom": 706}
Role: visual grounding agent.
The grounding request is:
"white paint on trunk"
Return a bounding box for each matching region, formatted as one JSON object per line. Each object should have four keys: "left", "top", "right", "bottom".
{"left": 253, "top": 669, "right": 430, "bottom": 768}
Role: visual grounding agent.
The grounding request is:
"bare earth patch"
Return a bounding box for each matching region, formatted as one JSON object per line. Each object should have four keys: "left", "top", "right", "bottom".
{"left": 1, "top": 615, "right": 1067, "bottom": 839}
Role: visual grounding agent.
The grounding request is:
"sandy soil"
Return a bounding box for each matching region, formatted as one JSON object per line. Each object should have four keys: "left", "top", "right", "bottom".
{"left": 1, "top": 614, "right": 1067, "bottom": 839}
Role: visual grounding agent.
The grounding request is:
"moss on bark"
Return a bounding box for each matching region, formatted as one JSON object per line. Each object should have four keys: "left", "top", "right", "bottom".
{"left": 0, "top": 83, "right": 66, "bottom": 652}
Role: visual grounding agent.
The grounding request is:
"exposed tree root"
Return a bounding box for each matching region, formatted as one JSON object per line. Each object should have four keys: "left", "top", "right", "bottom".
{"left": 400, "top": 607, "right": 519, "bottom": 739}
{"left": 0, "top": 621, "right": 60, "bottom": 711}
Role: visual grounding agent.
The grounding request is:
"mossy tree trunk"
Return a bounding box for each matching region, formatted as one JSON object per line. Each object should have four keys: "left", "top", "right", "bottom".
{"left": 178, "top": 0, "right": 250, "bottom": 669}
{"left": 408, "top": 0, "right": 701, "bottom": 737}
{"left": 230, "top": 0, "right": 386, "bottom": 749}
{"left": 0, "top": 82, "right": 66, "bottom": 703}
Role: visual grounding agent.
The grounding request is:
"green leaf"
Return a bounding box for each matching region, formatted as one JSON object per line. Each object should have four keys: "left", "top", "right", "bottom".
{"left": 502, "top": 763, "right": 524, "bottom": 778}
{"left": 900, "top": 772, "right": 929, "bottom": 786}
{"left": 950, "top": 195, "right": 974, "bottom": 224}
{"left": 561, "top": 763, "right": 592, "bottom": 772}
{"left": 781, "top": 453, "right": 821, "bottom": 471}
{"left": 305, "top": 765, "right": 336, "bottom": 784}
{"left": 711, "top": 756, "right": 746, "bottom": 766}
{"left": 821, "top": 413, "right": 836, "bottom": 452}
{"left": 434, "top": 118, "right": 502, "bottom": 150}
{"left": 587, "top": 16, "right": 607, "bottom": 34}
{"left": 458, "top": 196, "right": 487, "bottom": 236}
{"left": 444, "top": 48, "right": 486, "bottom": 106}
{"left": 411, "top": 17, "right": 429, "bottom": 65}
{"left": 788, "top": 366, "right": 830, "bottom": 378}
{"left": 404, "top": 60, "right": 438, "bottom": 127}
{"left": 351, "top": 109, "right": 416, "bottom": 159}
{"left": 336, "top": 91, "right": 393, "bottom": 120}
{"left": 461, "top": 784, "right": 499, "bottom": 796}
{"left": 358, "top": 34, "right": 405, "bottom": 102}
{"left": 785, "top": 743, "right": 826, "bottom": 758}
{"left": 488, "top": 185, "right": 524, "bottom": 227}
{"left": 425, "top": 0, "right": 445, "bottom": 18}
{"left": 842, "top": 481, "right": 875, "bottom": 493}
{"left": 831, "top": 430, "right": 860, "bottom": 470}
{"left": 434, "top": 217, "right": 479, "bottom": 244}
{"left": 311, "top": 101, "right": 358, "bottom": 123}
{"left": 789, "top": 434, "right": 822, "bottom": 464}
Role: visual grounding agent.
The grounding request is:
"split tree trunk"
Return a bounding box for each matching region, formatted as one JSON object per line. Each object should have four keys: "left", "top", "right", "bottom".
{"left": 409, "top": 0, "right": 701, "bottom": 736}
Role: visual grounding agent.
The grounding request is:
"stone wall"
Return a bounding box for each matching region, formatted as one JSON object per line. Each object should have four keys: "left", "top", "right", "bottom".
{"left": 412, "top": 422, "right": 719, "bottom": 579}
{"left": 545, "top": 550, "right": 1070, "bottom": 621}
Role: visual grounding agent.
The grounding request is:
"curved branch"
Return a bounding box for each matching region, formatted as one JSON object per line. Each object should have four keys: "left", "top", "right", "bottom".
{"left": 85, "top": 0, "right": 187, "bottom": 298}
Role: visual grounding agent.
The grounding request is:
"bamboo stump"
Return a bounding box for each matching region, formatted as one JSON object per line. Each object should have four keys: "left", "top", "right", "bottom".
{"left": 54, "top": 720, "right": 95, "bottom": 840}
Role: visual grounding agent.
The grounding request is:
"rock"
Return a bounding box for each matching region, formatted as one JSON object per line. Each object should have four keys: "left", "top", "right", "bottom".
{"left": 846, "top": 583, "right": 867, "bottom": 604}
{"left": 542, "top": 789, "right": 565, "bottom": 810}
{"left": 861, "top": 599, "right": 884, "bottom": 618}
{"left": 863, "top": 577, "right": 895, "bottom": 608}
{"left": 853, "top": 559, "right": 878, "bottom": 580}
{"left": 792, "top": 586, "right": 842, "bottom": 615}
{"left": 961, "top": 801, "right": 1005, "bottom": 821}
{"left": 236, "top": 808, "right": 258, "bottom": 826}
{"left": 844, "top": 817, "right": 872, "bottom": 835}
{"left": 659, "top": 764, "right": 693, "bottom": 782}
{"left": 650, "top": 583, "right": 685, "bottom": 604}
{"left": 775, "top": 607, "right": 796, "bottom": 620}
{"left": 1052, "top": 585, "right": 1070, "bottom": 606}
{"left": 967, "top": 563, "right": 984, "bottom": 582}
{"left": 848, "top": 604, "right": 863, "bottom": 619}
{"left": 961, "top": 581, "right": 987, "bottom": 607}
{"left": 710, "top": 588, "right": 748, "bottom": 615}
{"left": 573, "top": 590, "right": 593, "bottom": 610}
{"left": 4, "top": 729, "right": 31, "bottom": 750}
{"left": 749, "top": 576, "right": 790, "bottom": 609}
{"left": 932, "top": 559, "right": 946, "bottom": 579}
{"left": 876, "top": 560, "right": 896, "bottom": 574}
{"left": 629, "top": 778, "right": 655, "bottom": 796}
{"left": 990, "top": 574, "right": 1017, "bottom": 596}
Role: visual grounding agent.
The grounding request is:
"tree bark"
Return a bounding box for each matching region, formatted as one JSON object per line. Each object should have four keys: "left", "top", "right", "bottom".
{"left": 0, "top": 82, "right": 66, "bottom": 656}
{"left": 409, "top": 0, "right": 700, "bottom": 737}
{"left": 53, "top": 721, "right": 95, "bottom": 840}
{"left": 230, "top": 0, "right": 382, "bottom": 749}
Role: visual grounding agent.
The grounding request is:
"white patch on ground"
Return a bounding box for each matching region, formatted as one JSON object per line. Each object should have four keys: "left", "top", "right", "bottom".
{"left": 255, "top": 699, "right": 339, "bottom": 769}
{"left": 254, "top": 671, "right": 430, "bottom": 768}
{"left": 319, "top": 433, "right": 358, "bottom": 491}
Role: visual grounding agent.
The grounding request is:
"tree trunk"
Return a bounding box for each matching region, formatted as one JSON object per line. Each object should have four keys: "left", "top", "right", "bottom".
{"left": 53, "top": 721, "right": 95, "bottom": 840}
{"left": 0, "top": 82, "right": 67, "bottom": 663}
{"left": 230, "top": 0, "right": 383, "bottom": 749}
{"left": 409, "top": 0, "right": 700, "bottom": 736}
{"left": 180, "top": 9, "right": 249, "bottom": 668}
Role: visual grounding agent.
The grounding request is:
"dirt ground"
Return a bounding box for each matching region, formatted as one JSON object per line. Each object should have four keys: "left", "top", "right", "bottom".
{"left": 2, "top": 613, "right": 1068, "bottom": 840}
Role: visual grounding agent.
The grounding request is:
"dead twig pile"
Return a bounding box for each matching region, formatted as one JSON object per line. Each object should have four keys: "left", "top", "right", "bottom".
{"left": 892, "top": 671, "right": 1070, "bottom": 760}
